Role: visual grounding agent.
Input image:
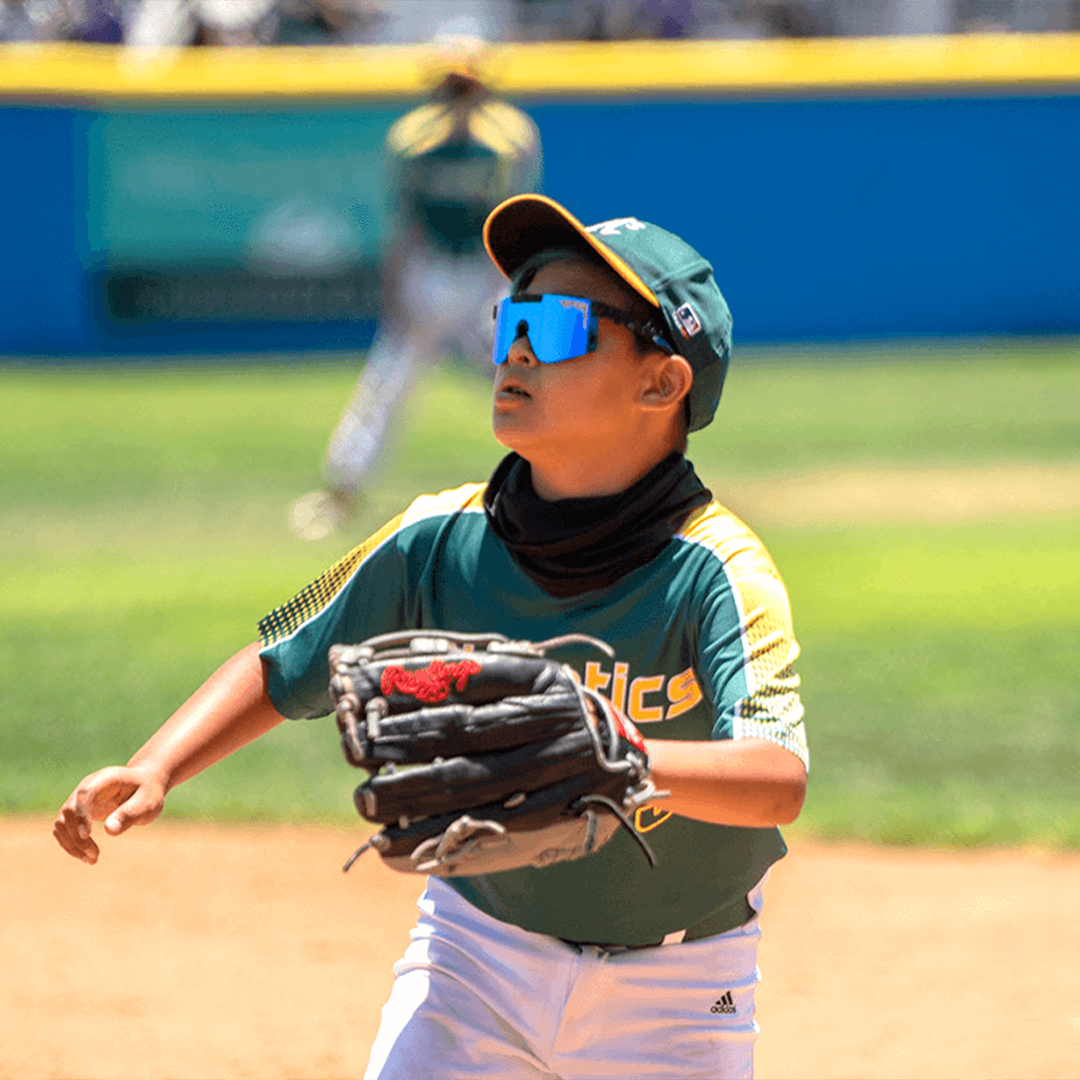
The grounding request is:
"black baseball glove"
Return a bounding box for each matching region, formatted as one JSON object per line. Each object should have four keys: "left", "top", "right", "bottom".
{"left": 328, "top": 630, "right": 661, "bottom": 876}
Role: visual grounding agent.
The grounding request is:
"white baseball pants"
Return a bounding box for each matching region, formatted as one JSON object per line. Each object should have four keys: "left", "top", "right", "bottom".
{"left": 365, "top": 876, "right": 765, "bottom": 1080}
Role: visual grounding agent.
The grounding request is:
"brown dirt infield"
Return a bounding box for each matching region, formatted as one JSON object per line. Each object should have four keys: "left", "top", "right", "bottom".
{"left": 6, "top": 816, "right": 1080, "bottom": 1080}
{"left": 722, "top": 462, "right": 1080, "bottom": 527}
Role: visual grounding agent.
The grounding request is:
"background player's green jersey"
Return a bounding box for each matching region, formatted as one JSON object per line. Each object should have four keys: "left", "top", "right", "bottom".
{"left": 259, "top": 475, "right": 808, "bottom": 946}
{"left": 386, "top": 96, "right": 541, "bottom": 255}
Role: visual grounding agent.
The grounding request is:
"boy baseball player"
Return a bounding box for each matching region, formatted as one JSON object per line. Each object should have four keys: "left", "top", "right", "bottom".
{"left": 55, "top": 194, "right": 808, "bottom": 1079}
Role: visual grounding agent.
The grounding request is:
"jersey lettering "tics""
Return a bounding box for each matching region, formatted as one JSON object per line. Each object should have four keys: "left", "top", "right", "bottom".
{"left": 581, "top": 661, "right": 701, "bottom": 724}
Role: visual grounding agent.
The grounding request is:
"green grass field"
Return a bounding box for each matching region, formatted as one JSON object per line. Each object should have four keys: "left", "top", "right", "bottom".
{"left": 4, "top": 339, "right": 1079, "bottom": 847}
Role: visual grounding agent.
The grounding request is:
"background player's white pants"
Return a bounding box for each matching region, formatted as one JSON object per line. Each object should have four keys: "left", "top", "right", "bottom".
{"left": 323, "top": 247, "right": 505, "bottom": 492}
{"left": 365, "top": 877, "right": 765, "bottom": 1080}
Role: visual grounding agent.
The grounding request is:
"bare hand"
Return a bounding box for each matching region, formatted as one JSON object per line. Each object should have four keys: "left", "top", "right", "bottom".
{"left": 52, "top": 765, "right": 168, "bottom": 864}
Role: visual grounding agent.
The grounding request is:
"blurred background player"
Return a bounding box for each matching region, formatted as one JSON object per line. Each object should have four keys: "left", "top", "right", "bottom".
{"left": 288, "top": 38, "right": 542, "bottom": 540}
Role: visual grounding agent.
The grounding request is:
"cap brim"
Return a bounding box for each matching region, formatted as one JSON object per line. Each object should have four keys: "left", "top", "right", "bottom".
{"left": 483, "top": 194, "right": 660, "bottom": 307}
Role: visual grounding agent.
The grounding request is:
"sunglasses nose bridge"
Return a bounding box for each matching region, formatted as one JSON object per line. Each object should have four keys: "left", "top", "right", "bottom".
{"left": 502, "top": 317, "right": 539, "bottom": 366}
{"left": 505, "top": 330, "right": 539, "bottom": 366}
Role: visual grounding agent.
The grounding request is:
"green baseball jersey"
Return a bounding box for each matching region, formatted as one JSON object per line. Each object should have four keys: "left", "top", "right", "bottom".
{"left": 386, "top": 97, "right": 541, "bottom": 255}
{"left": 259, "top": 480, "right": 807, "bottom": 946}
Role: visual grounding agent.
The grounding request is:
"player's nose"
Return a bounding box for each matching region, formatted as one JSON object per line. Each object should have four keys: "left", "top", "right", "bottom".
{"left": 505, "top": 327, "right": 539, "bottom": 366}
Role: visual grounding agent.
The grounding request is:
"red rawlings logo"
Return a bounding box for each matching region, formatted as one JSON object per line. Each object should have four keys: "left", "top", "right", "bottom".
{"left": 381, "top": 659, "right": 483, "bottom": 703}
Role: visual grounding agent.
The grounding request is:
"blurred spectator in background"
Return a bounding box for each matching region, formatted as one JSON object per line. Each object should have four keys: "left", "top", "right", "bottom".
{"left": 527, "top": 0, "right": 698, "bottom": 40}
{"left": 124, "top": 0, "right": 279, "bottom": 45}
{"left": 287, "top": 33, "right": 543, "bottom": 541}
{"left": 513, "top": 0, "right": 1080, "bottom": 40}
{"left": 121, "top": 0, "right": 520, "bottom": 45}
{"left": 362, "top": 0, "right": 520, "bottom": 43}
{"left": 1, "top": 0, "right": 122, "bottom": 40}
{"left": 0, "top": 0, "right": 39, "bottom": 38}
{"left": 70, "top": 0, "right": 125, "bottom": 41}
{"left": 270, "top": 0, "right": 384, "bottom": 44}
{"left": 5, "top": 0, "right": 1080, "bottom": 43}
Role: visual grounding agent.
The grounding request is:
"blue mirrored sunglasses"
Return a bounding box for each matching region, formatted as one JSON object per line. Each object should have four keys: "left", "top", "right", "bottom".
{"left": 491, "top": 293, "right": 673, "bottom": 365}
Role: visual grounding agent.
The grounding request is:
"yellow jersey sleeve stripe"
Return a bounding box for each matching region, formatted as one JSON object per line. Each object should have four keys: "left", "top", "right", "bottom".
{"left": 387, "top": 102, "right": 453, "bottom": 157}
{"left": 398, "top": 482, "right": 487, "bottom": 527}
{"left": 258, "top": 511, "right": 405, "bottom": 647}
{"left": 679, "top": 502, "right": 809, "bottom": 769}
{"left": 679, "top": 501, "right": 784, "bottom": 579}
{"left": 388, "top": 99, "right": 536, "bottom": 159}
{"left": 259, "top": 482, "right": 486, "bottom": 647}
{"left": 467, "top": 101, "right": 538, "bottom": 157}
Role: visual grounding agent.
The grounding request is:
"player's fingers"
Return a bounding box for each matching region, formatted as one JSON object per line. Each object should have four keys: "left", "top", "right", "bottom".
{"left": 103, "top": 784, "right": 165, "bottom": 837}
{"left": 72, "top": 769, "right": 130, "bottom": 827}
{"left": 53, "top": 806, "right": 101, "bottom": 864}
{"left": 53, "top": 771, "right": 123, "bottom": 862}
{"left": 56, "top": 766, "right": 164, "bottom": 860}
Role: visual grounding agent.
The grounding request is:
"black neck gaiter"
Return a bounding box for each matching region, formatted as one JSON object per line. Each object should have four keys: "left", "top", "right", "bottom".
{"left": 482, "top": 452, "right": 712, "bottom": 597}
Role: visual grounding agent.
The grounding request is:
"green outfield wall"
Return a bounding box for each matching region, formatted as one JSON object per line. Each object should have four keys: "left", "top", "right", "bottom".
{"left": 2, "top": 35, "right": 1079, "bottom": 356}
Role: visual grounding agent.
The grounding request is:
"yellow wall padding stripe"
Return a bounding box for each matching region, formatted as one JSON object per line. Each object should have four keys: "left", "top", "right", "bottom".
{"left": 3, "top": 34, "right": 1080, "bottom": 104}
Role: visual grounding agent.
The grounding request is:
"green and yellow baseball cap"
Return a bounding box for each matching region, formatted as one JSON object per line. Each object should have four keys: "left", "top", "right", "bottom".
{"left": 483, "top": 194, "right": 733, "bottom": 432}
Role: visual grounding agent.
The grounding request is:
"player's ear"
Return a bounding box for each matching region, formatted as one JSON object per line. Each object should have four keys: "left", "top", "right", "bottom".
{"left": 639, "top": 354, "right": 693, "bottom": 413}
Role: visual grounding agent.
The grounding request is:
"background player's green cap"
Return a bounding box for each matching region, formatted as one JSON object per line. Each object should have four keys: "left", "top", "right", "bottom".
{"left": 483, "top": 194, "right": 733, "bottom": 432}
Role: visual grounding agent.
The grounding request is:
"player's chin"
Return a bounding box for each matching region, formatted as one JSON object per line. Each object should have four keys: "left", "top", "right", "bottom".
{"left": 491, "top": 402, "right": 534, "bottom": 444}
